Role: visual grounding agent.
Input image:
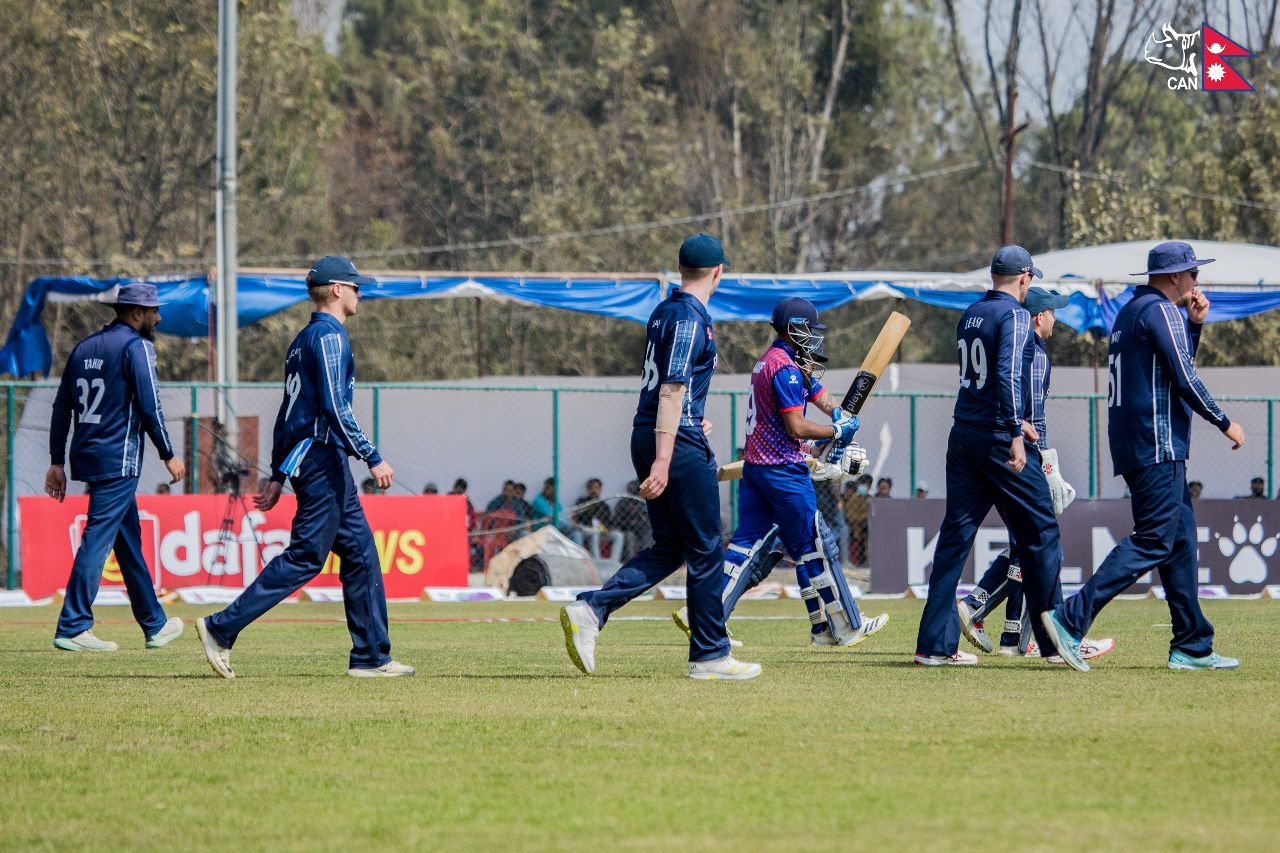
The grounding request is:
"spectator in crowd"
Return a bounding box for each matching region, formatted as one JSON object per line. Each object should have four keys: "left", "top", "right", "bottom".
{"left": 842, "top": 474, "right": 873, "bottom": 566}
{"left": 814, "top": 476, "right": 848, "bottom": 566}
{"left": 422, "top": 482, "right": 439, "bottom": 494}
{"left": 486, "top": 480, "right": 517, "bottom": 513}
{"left": 531, "top": 477, "right": 571, "bottom": 534}
{"left": 450, "top": 478, "right": 476, "bottom": 529}
{"left": 361, "top": 477, "right": 377, "bottom": 495}
{"left": 612, "top": 479, "right": 653, "bottom": 560}
{"left": 915, "top": 481, "right": 929, "bottom": 499}
{"left": 1187, "top": 480, "right": 1203, "bottom": 500}
{"left": 512, "top": 482, "right": 533, "bottom": 532}
{"left": 571, "top": 477, "right": 625, "bottom": 561}
{"left": 1239, "top": 476, "right": 1268, "bottom": 499}
{"left": 482, "top": 479, "right": 531, "bottom": 539}
{"left": 450, "top": 477, "right": 481, "bottom": 570}
{"left": 875, "top": 477, "right": 893, "bottom": 498}
{"left": 156, "top": 482, "right": 171, "bottom": 495}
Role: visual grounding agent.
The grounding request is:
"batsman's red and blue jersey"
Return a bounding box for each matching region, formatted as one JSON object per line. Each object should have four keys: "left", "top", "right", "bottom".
{"left": 744, "top": 341, "right": 824, "bottom": 465}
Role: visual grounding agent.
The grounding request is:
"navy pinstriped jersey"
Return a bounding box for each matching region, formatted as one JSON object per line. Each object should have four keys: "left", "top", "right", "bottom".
{"left": 1106, "top": 286, "right": 1230, "bottom": 476}
{"left": 632, "top": 289, "right": 717, "bottom": 440}
{"left": 50, "top": 321, "right": 175, "bottom": 482}
{"left": 951, "top": 290, "right": 1033, "bottom": 440}
{"left": 268, "top": 312, "right": 382, "bottom": 482}
{"left": 1028, "top": 335, "right": 1050, "bottom": 450}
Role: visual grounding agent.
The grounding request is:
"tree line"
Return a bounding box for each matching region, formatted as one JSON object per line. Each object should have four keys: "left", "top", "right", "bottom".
{"left": 2, "top": 0, "right": 1278, "bottom": 381}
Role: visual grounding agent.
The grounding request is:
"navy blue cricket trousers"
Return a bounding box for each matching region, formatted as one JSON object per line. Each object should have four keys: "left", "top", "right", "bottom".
{"left": 578, "top": 428, "right": 730, "bottom": 662}
{"left": 56, "top": 475, "right": 167, "bottom": 639}
{"left": 204, "top": 444, "right": 392, "bottom": 669}
{"left": 1056, "top": 460, "right": 1212, "bottom": 656}
{"left": 916, "top": 426, "right": 1062, "bottom": 657}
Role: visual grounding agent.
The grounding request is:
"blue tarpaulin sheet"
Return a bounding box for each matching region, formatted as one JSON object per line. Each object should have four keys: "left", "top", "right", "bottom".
{"left": 4, "top": 271, "right": 1279, "bottom": 376}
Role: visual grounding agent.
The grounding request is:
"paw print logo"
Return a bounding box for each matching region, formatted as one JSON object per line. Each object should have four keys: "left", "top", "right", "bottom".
{"left": 1216, "top": 516, "right": 1279, "bottom": 584}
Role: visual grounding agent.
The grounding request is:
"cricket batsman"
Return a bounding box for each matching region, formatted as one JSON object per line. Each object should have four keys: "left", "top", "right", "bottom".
{"left": 676, "top": 297, "right": 887, "bottom": 647}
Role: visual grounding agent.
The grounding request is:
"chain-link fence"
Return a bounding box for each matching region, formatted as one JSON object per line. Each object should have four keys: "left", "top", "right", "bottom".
{"left": 4, "top": 382, "right": 1277, "bottom": 586}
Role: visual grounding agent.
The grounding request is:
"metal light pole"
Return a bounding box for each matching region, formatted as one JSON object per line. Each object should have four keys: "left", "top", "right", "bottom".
{"left": 215, "top": 0, "right": 239, "bottom": 466}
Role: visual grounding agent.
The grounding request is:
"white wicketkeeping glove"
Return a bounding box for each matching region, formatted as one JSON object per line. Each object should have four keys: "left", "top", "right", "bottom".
{"left": 1041, "top": 447, "right": 1076, "bottom": 515}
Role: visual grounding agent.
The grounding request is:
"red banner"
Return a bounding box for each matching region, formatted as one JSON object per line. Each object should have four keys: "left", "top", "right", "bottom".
{"left": 19, "top": 494, "right": 469, "bottom": 599}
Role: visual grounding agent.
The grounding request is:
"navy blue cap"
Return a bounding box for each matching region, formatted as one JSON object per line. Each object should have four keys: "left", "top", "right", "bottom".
{"left": 1131, "top": 241, "right": 1215, "bottom": 276}
{"left": 771, "top": 296, "right": 827, "bottom": 333}
{"left": 112, "top": 283, "right": 161, "bottom": 308}
{"left": 678, "top": 233, "right": 730, "bottom": 268}
{"left": 1023, "top": 287, "right": 1070, "bottom": 315}
{"left": 308, "top": 255, "right": 375, "bottom": 287}
{"left": 990, "top": 245, "right": 1043, "bottom": 278}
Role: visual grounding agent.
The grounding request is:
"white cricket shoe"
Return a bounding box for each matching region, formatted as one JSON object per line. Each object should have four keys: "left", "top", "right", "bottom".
{"left": 196, "top": 616, "right": 234, "bottom": 679}
{"left": 688, "top": 655, "right": 762, "bottom": 681}
{"left": 913, "top": 650, "right": 978, "bottom": 666}
{"left": 810, "top": 628, "right": 838, "bottom": 646}
{"left": 957, "top": 599, "right": 992, "bottom": 653}
{"left": 145, "top": 616, "right": 184, "bottom": 649}
{"left": 998, "top": 644, "right": 1025, "bottom": 657}
{"left": 53, "top": 631, "right": 117, "bottom": 652}
{"left": 672, "top": 606, "right": 743, "bottom": 648}
{"left": 837, "top": 612, "right": 890, "bottom": 647}
{"left": 1043, "top": 637, "right": 1115, "bottom": 664}
{"left": 349, "top": 660, "right": 416, "bottom": 678}
{"left": 561, "top": 601, "right": 599, "bottom": 674}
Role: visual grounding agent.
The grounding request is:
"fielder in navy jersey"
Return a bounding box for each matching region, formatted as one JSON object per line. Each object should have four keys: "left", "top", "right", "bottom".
{"left": 672, "top": 297, "right": 885, "bottom": 648}
{"left": 1043, "top": 242, "right": 1243, "bottom": 671}
{"left": 915, "top": 245, "right": 1071, "bottom": 668}
{"left": 46, "top": 284, "right": 186, "bottom": 653}
{"left": 196, "top": 256, "right": 414, "bottom": 679}
{"left": 559, "top": 234, "right": 762, "bottom": 681}
{"left": 955, "top": 287, "right": 1113, "bottom": 663}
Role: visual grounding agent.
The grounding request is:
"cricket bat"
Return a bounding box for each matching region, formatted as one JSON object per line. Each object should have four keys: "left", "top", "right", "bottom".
{"left": 717, "top": 311, "right": 912, "bottom": 481}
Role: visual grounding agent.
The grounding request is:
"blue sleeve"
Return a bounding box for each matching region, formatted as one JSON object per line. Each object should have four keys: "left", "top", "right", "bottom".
{"left": 656, "top": 313, "right": 703, "bottom": 386}
{"left": 1188, "top": 321, "right": 1202, "bottom": 357}
{"left": 315, "top": 332, "right": 382, "bottom": 465}
{"left": 49, "top": 356, "right": 75, "bottom": 465}
{"left": 807, "top": 378, "right": 825, "bottom": 403}
{"left": 772, "top": 365, "right": 809, "bottom": 411}
{"left": 1149, "top": 303, "right": 1231, "bottom": 431}
{"left": 994, "top": 308, "right": 1030, "bottom": 439}
{"left": 125, "top": 339, "right": 174, "bottom": 461}
{"left": 268, "top": 392, "right": 290, "bottom": 483}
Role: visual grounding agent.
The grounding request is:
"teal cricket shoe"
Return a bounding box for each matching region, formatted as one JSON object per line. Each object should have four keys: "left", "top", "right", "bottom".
{"left": 145, "top": 616, "right": 184, "bottom": 649}
{"left": 1039, "top": 610, "right": 1089, "bottom": 673}
{"left": 1169, "top": 650, "right": 1240, "bottom": 671}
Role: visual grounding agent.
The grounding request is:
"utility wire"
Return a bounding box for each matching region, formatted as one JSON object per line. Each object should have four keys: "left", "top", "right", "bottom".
{"left": 1028, "top": 160, "right": 1280, "bottom": 213}
{"left": 0, "top": 161, "right": 985, "bottom": 269}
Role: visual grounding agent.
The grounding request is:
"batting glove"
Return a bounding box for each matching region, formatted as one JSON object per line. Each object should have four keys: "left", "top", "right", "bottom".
{"left": 840, "top": 442, "right": 869, "bottom": 477}
{"left": 829, "top": 410, "right": 860, "bottom": 448}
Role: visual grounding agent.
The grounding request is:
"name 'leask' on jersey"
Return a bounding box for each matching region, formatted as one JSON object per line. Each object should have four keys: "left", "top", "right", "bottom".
{"left": 633, "top": 289, "right": 717, "bottom": 439}
{"left": 269, "top": 312, "right": 382, "bottom": 482}
{"left": 50, "top": 321, "right": 175, "bottom": 482}
{"left": 952, "top": 290, "right": 1033, "bottom": 439}
{"left": 744, "top": 341, "right": 824, "bottom": 465}
{"left": 1106, "top": 286, "right": 1230, "bottom": 476}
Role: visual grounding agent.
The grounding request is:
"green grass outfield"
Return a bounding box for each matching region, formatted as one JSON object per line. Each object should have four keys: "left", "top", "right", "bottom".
{"left": 1, "top": 598, "right": 1276, "bottom": 851}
